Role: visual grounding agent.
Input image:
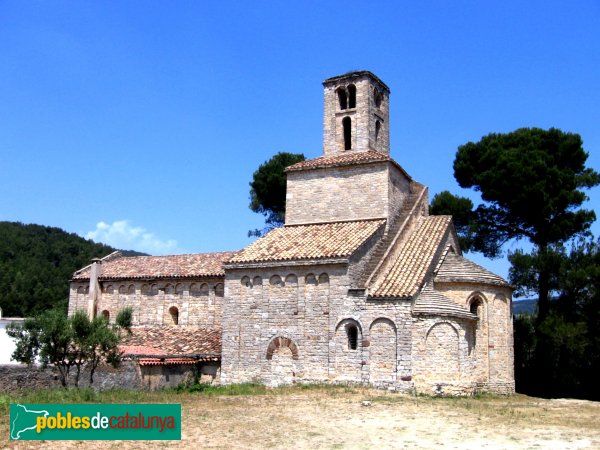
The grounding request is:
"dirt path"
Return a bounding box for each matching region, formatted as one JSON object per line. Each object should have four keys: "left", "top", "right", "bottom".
{"left": 3, "top": 389, "right": 599, "bottom": 449}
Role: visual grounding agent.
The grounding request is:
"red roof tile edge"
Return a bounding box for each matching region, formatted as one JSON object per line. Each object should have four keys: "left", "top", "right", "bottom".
{"left": 138, "top": 357, "right": 219, "bottom": 366}
{"left": 285, "top": 150, "right": 412, "bottom": 180}
{"left": 72, "top": 251, "right": 237, "bottom": 281}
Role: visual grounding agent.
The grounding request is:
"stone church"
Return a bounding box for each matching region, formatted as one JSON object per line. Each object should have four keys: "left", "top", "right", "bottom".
{"left": 69, "top": 71, "right": 514, "bottom": 395}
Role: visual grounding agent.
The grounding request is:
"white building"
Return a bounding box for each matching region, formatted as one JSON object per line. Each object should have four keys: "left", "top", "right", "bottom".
{"left": 0, "top": 308, "right": 24, "bottom": 365}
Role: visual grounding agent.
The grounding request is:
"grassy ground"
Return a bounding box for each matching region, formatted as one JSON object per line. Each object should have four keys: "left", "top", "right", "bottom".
{"left": 1, "top": 384, "right": 599, "bottom": 449}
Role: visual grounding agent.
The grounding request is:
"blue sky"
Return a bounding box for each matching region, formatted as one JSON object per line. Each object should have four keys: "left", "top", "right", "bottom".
{"left": 1, "top": 1, "right": 599, "bottom": 280}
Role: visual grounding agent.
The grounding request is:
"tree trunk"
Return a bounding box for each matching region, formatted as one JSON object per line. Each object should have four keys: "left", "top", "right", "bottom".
{"left": 537, "top": 269, "right": 550, "bottom": 323}
{"left": 89, "top": 360, "right": 97, "bottom": 386}
{"left": 56, "top": 364, "right": 68, "bottom": 388}
{"left": 74, "top": 363, "right": 81, "bottom": 388}
{"left": 537, "top": 246, "right": 551, "bottom": 324}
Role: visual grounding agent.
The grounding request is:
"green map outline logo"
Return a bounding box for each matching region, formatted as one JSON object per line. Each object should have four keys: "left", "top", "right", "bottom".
{"left": 10, "top": 404, "right": 50, "bottom": 440}
{"left": 9, "top": 403, "right": 181, "bottom": 440}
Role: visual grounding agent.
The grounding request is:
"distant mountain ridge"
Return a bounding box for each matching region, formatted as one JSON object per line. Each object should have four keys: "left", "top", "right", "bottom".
{"left": 512, "top": 299, "right": 537, "bottom": 316}
{"left": 0, "top": 221, "right": 146, "bottom": 317}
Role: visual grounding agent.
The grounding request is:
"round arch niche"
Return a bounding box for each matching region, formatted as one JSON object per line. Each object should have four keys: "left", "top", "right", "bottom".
{"left": 266, "top": 336, "right": 299, "bottom": 361}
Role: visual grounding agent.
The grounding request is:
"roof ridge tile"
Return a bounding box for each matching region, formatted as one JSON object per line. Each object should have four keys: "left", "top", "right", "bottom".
{"left": 370, "top": 215, "right": 452, "bottom": 298}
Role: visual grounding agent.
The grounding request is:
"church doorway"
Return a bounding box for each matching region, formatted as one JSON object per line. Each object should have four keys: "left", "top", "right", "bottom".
{"left": 265, "top": 336, "right": 299, "bottom": 387}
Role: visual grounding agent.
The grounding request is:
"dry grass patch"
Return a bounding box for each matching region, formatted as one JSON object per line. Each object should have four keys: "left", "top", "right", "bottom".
{"left": 1, "top": 385, "right": 599, "bottom": 449}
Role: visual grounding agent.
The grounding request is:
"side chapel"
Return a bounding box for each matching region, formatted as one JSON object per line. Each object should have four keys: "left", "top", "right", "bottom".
{"left": 69, "top": 71, "right": 514, "bottom": 395}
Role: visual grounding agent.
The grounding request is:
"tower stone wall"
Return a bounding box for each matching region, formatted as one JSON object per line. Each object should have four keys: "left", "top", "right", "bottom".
{"left": 323, "top": 71, "right": 390, "bottom": 156}
{"left": 286, "top": 163, "right": 389, "bottom": 225}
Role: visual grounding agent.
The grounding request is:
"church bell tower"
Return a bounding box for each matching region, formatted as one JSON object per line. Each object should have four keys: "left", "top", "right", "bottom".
{"left": 322, "top": 71, "right": 390, "bottom": 156}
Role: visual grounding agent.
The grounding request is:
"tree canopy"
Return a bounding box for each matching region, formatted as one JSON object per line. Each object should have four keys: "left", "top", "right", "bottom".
{"left": 453, "top": 127, "right": 599, "bottom": 255}
{"left": 435, "top": 128, "right": 599, "bottom": 321}
{"left": 248, "top": 152, "right": 305, "bottom": 236}
{"left": 430, "top": 191, "right": 478, "bottom": 253}
{"left": 6, "top": 307, "right": 131, "bottom": 388}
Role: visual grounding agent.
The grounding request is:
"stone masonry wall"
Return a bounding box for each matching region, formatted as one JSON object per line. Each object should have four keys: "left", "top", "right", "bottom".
{"left": 285, "top": 163, "right": 391, "bottom": 226}
{"left": 432, "top": 282, "right": 515, "bottom": 393}
{"left": 323, "top": 76, "right": 390, "bottom": 156}
{"left": 221, "top": 263, "right": 415, "bottom": 391}
{"left": 362, "top": 298, "right": 413, "bottom": 390}
{"left": 411, "top": 316, "right": 478, "bottom": 396}
{"left": 0, "top": 361, "right": 220, "bottom": 393}
{"left": 388, "top": 166, "right": 414, "bottom": 221}
{"left": 347, "top": 224, "right": 385, "bottom": 287}
{"left": 221, "top": 264, "right": 344, "bottom": 386}
{"left": 0, "top": 362, "right": 142, "bottom": 392}
{"left": 69, "top": 277, "right": 224, "bottom": 328}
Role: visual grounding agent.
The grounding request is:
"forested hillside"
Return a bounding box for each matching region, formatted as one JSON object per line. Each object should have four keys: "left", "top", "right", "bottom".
{"left": 0, "top": 222, "right": 144, "bottom": 317}
{"left": 512, "top": 299, "right": 536, "bottom": 316}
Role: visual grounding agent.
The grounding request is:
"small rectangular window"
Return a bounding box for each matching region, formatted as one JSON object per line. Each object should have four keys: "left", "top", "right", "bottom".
{"left": 347, "top": 325, "right": 358, "bottom": 350}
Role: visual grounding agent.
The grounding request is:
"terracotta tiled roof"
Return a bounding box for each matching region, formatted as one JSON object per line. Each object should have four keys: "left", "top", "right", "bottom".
{"left": 119, "top": 326, "right": 221, "bottom": 358}
{"left": 228, "top": 219, "right": 386, "bottom": 264}
{"left": 138, "top": 357, "right": 204, "bottom": 366}
{"left": 285, "top": 150, "right": 410, "bottom": 178}
{"left": 370, "top": 216, "right": 452, "bottom": 298}
{"left": 119, "top": 345, "right": 164, "bottom": 356}
{"left": 435, "top": 252, "right": 510, "bottom": 287}
{"left": 73, "top": 252, "right": 237, "bottom": 280}
{"left": 412, "top": 286, "right": 477, "bottom": 320}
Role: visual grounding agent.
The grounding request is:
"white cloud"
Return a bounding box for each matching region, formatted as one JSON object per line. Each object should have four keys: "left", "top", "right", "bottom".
{"left": 86, "top": 220, "right": 178, "bottom": 255}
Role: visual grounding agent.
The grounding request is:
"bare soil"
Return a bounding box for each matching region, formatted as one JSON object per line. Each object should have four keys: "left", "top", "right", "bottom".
{"left": 2, "top": 387, "right": 599, "bottom": 449}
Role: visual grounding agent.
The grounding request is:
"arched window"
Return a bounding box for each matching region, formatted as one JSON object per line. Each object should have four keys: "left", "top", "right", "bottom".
{"left": 347, "top": 324, "right": 358, "bottom": 350}
{"left": 337, "top": 87, "right": 348, "bottom": 110}
{"left": 200, "top": 283, "right": 210, "bottom": 297}
{"left": 348, "top": 84, "right": 356, "bottom": 108}
{"left": 470, "top": 297, "right": 482, "bottom": 317}
{"left": 101, "top": 310, "right": 110, "bottom": 322}
{"left": 169, "top": 306, "right": 179, "bottom": 325}
{"left": 375, "top": 120, "right": 381, "bottom": 144}
{"left": 269, "top": 275, "right": 283, "bottom": 287}
{"left": 470, "top": 296, "right": 483, "bottom": 332}
{"left": 374, "top": 88, "right": 382, "bottom": 108}
{"left": 343, "top": 117, "right": 352, "bottom": 150}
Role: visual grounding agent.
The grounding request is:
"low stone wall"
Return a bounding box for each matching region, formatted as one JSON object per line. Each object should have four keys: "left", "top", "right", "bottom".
{"left": 138, "top": 363, "right": 220, "bottom": 390}
{"left": 0, "top": 364, "right": 60, "bottom": 393}
{"left": 0, "top": 361, "right": 221, "bottom": 394}
{"left": 476, "top": 381, "right": 515, "bottom": 395}
{"left": 0, "top": 362, "right": 143, "bottom": 393}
